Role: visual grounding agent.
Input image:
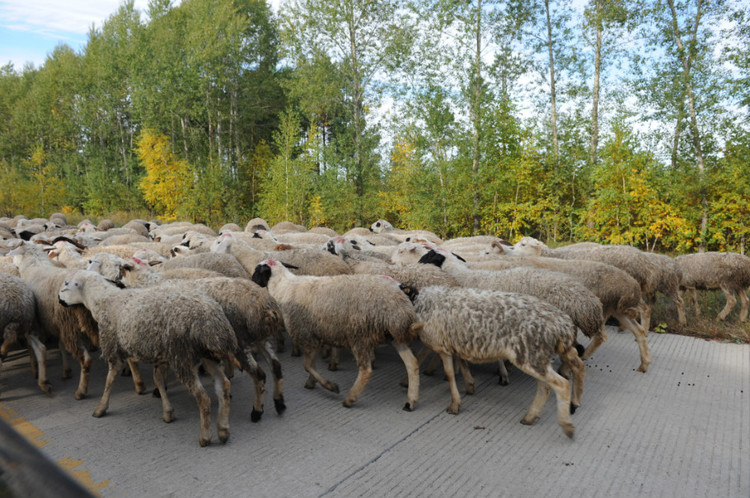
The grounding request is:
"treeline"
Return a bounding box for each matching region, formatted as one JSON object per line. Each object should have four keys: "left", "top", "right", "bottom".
{"left": 1, "top": 0, "right": 749, "bottom": 252}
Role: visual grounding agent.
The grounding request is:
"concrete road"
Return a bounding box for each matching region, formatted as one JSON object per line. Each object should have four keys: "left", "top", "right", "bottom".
{"left": 0, "top": 327, "right": 748, "bottom": 497}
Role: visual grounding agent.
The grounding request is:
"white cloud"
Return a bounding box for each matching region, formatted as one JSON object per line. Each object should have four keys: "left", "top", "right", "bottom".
{"left": 0, "top": 1, "right": 153, "bottom": 35}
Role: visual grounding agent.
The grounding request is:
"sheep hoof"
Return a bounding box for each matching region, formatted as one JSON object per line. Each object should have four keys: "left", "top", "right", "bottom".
{"left": 575, "top": 344, "right": 586, "bottom": 357}
{"left": 75, "top": 391, "right": 86, "bottom": 400}
{"left": 520, "top": 415, "right": 538, "bottom": 426}
{"left": 446, "top": 405, "right": 459, "bottom": 415}
{"left": 62, "top": 369, "right": 72, "bottom": 379}
{"left": 304, "top": 379, "right": 316, "bottom": 390}
{"left": 562, "top": 423, "right": 575, "bottom": 438}
{"left": 199, "top": 437, "right": 210, "bottom": 447}
{"left": 152, "top": 388, "right": 162, "bottom": 398}
{"left": 465, "top": 384, "right": 475, "bottom": 395}
{"left": 343, "top": 399, "right": 353, "bottom": 408}
{"left": 92, "top": 408, "right": 106, "bottom": 418}
{"left": 135, "top": 383, "right": 146, "bottom": 395}
{"left": 327, "top": 364, "right": 338, "bottom": 372}
{"left": 274, "top": 397, "right": 286, "bottom": 414}
{"left": 570, "top": 403, "right": 577, "bottom": 415}
{"left": 637, "top": 364, "right": 649, "bottom": 373}
{"left": 218, "top": 429, "right": 230, "bottom": 444}
{"left": 41, "top": 382, "right": 53, "bottom": 395}
{"left": 162, "top": 412, "right": 174, "bottom": 423}
{"left": 498, "top": 377, "right": 509, "bottom": 386}
{"left": 328, "top": 382, "right": 340, "bottom": 394}
{"left": 250, "top": 408, "right": 263, "bottom": 422}
{"left": 403, "top": 402, "right": 414, "bottom": 412}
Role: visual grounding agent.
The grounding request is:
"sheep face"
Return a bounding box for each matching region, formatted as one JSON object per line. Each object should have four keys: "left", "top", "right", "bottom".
{"left": 513, "top": 237, "right": 547, "bottom": 256}
{"left": 417, "top": 250, "right": 446, "bottom": 268}
{"left": 251, "top": 262, "right": 273, "bottom": 287}
{"left": 369, "top": 219, "right": 393, "bottom": 233}
{"left": 58, "top": 274, "right": 86, "bottom": 307}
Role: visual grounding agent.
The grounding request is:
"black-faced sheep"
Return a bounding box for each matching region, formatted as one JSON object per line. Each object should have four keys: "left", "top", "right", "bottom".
{"left": 251, "top": 259, "right": 421, "bottom": 411}
{"left": 58, "top": 270, "right": 237, "bottom": 447}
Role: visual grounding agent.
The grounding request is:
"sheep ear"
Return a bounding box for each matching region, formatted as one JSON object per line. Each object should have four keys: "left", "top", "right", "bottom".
{"left": 452, "top": 252, "right": 467, "bottom": 263}
{"left": 398, "top": 283, "right": 419, "bottom": 303}
{"left": 148, "top": 260, "right": 161, "bottom": 266}
{"left": 281, "top": 262, "right": 299, "bottom": 270}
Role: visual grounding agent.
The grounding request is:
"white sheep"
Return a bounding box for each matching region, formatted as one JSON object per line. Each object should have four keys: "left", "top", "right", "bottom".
{"left": 58, "top": 270, "right": 237, "bottom": 447}
{"left": 412, "top": 286, "right": 585, "bottom": 437}
{"left": 251, "top": 259, "right": 421, "bottom": 410}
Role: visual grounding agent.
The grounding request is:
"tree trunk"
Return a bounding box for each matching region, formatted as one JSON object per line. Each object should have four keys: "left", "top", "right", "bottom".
{"left": 472, "top": 0, "right": 482, "bottom": 234}
{"left": 589, "top": 0, "right": 602, "bottom": 166}
{"left": 545, "top": 0, "right": 559, "bottom": 164}
{"left": 667, "top": 0, "right": 707, "bottom": 250}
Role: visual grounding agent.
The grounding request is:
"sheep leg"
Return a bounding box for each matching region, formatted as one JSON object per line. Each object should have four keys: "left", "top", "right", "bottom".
{"left": 74, "top": 344, "right": 93, "bottom": 400}
{"left": 497, "top": 360, "right": 509, "bottom": 386}
{"left": 615, "top": 314, "right": 651, "bottom": 372}
{"left": 519, "top": 365, "right": 574, "bottom": 438}
{"left": 342, "top": 347, "right": 374, "bottom": 408}
{"left": 717, "top": 285, "right": 737, "bottom": 321}
{"left": 59, "top": 345, "right": 72, "bottom": 379}
{"left": 641, "top": 295, "right": 654, "bottom": 333}
{"left": 184, "top": 368, "right": 212, "bottom": 447}
{"left": 258, "top": 340, "right": 285, "bottom": 414}
{"left": 202, "top": 359, "right": 231, "bottom": 444}
{"left": 237, "top": 349, "right": 266, "bottom": 422}
{"left": 328, "top": 347, "right": 340, "bottom": 371}
{"left": 28, "top": 334, "right": 51, "bottom": 394}
{"left": 393, "top": 342, "right": 419, "bottom": 411}
{"left": 401, "top": 345, "right": 433, "bottom": 387}
{"left": 580, "top": 328, "right": 607, "bottom": 361}
{"left": 738, "top": 289, "right": 749, "bottom": 322}
{"left": 674, "top": 293, "right": 687, "bottom": 327}
{"left": 423, "top": 353, "right": 442, "bottom": 376}
{"left": 456, "top": 358, "right": 475, "bottom": 394}
{"left": 302, "top": 347, "right": 339, "bottom": 393}
{"left": 560, "top": 346, "right": 585, "bottom": 411}
{"left": 153, "top": 363, "right": 174, "bottom": 422}
{"left": 439, "top": 353, "right": 461, "bottom": 414}
{"left": 93, "top": 359, "right": 122, "bottom": 418}
{"left": 688, "top": 288, "right": 700, "bottom": 317}
{"left": 127, "top": 360, "right": 146, "bottom": 394}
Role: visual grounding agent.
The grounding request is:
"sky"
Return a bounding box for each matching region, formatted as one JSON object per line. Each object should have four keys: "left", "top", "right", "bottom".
{"left": 0, "top": 0, "right": 157, "bottom": 69}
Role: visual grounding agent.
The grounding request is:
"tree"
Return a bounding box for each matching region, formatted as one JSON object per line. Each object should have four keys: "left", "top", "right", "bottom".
{"left": 137, "top": 130, "right": 193, "bottom": 221}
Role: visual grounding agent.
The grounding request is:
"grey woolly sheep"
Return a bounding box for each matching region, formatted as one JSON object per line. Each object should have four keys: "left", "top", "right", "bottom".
{"left": 481, "top": 241, "right": 651, "bottom": 372}
{"left": 58, "top": 270, "right": 236, "bottom": 447}
{"left": 251, "top": 259, "right": 421, "bottom": 411}
{"left": 0, "top": 272, "right": 49, "bottom": 394}
{"left": 9, "top": 241, "right": 104, "bottom": 399}
{"left": 219, "top": 223, "right": 242, "bottom": 235}
{"left": 155, "top": 252, "right": 252, "bottom": 279}
{"left": 676, "top": 251, "right": 750, "bottom": 322}
{"left": 121, "top": 220, "right": 150, "bottom": 238}
{"left": 245, "top": 218, "right": 271, "bottom": 232}
{"left": 310, "top": 226, "right": 339, "bottom": 237}
{"left": 641, "top": 252, "right": 686, "bottom": 329}
{"left": 413, "top": 286, "right": 585, "bottom": 437}
{"left": 96, "top": 219, "right": 115, "bottom": 231}
{"left": 418, "top": 248, "right": 606, "bottom": 379}
{"left": 86, "top": 256, "right": 286, "bottom": 421}
{"left": 270, "top": 221, "right": 307, "bottom": 233}
{"left": 211, "top": 233, "right": 351, "bottom": 276}
{"left": 98, "top": 233, "right": 151, "bottom": 246}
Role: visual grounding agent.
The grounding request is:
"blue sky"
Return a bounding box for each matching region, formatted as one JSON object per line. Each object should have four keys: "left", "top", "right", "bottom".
{"left": 0, "top": 0, "right": 153, "bottom": 69}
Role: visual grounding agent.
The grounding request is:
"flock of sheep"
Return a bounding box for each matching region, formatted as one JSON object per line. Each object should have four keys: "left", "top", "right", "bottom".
{"left": 1, "top": 213, "right": 749, "bottom": 445}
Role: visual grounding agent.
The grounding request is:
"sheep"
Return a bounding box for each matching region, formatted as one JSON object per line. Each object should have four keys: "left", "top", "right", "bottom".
{"left": 417, "top": 248, "right": 607, "bottom": 381}
{"left": 245, "top": 218, "right": 271, "bottom": 232}
{"left": 1, "top": 273, "right": 49, "bottom": 394}
{"left": 325, "top": 236, "right": 394, "bottom": 263}
{"left": 155, "top": 251, "right": 252, "bottom": 279}
{"left": 251, "top": 259, "right": 421, "bottom": 411}
{"left": 641, "top": 252, "right": 686, "bottom": 329}
{"left": 274, "top": 232, "right": 332, "bottom": 246}
{"left": 412, "top": 286, "right": 585, "bottom": 437}
{"left": 121, "top": 220, "right": 150, "bottom": 238}
{"left": 8, "top": 241, "right": 104, "bottom": 399}
{"left": 270, "top": 221, "right": 307, "bottom": 234}
{"left": 675, "top": 252, "right": 750, "bottom": 322}
{"left": 211, "top": 233, "right": 351, "bottom": 277}
{"left": 84, "top": 242, "right": 174, "bottom": 259}
{"left": 368, "top": 220, "right": 442, "bottom": 244}
{"left": 481, "top": 241, "right": 652, "bottom": 372}
{"left": 98, "top": 233, "right": 151, "bottom": 246}
{"left": 49, "top": 213, "right": 68, "bottom": 227}
{"left": 86, "top": 256, "right": 286, "bottom": 421}
{"left": 96, "top": 219, "right": 115, "bottom": 231}
{"left": 58, "top": 270, "right": 236, "bottom": 447}
{"left": 310, "top": 226, "right": 339, "bottom": 237}
{"left": 218, "top": 223, "right": 242, "bottom": 235}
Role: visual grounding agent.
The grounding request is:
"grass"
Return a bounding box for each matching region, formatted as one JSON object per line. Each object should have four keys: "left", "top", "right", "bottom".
{"left": 649, "top": 291, "right": 750, "bottom": 344}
